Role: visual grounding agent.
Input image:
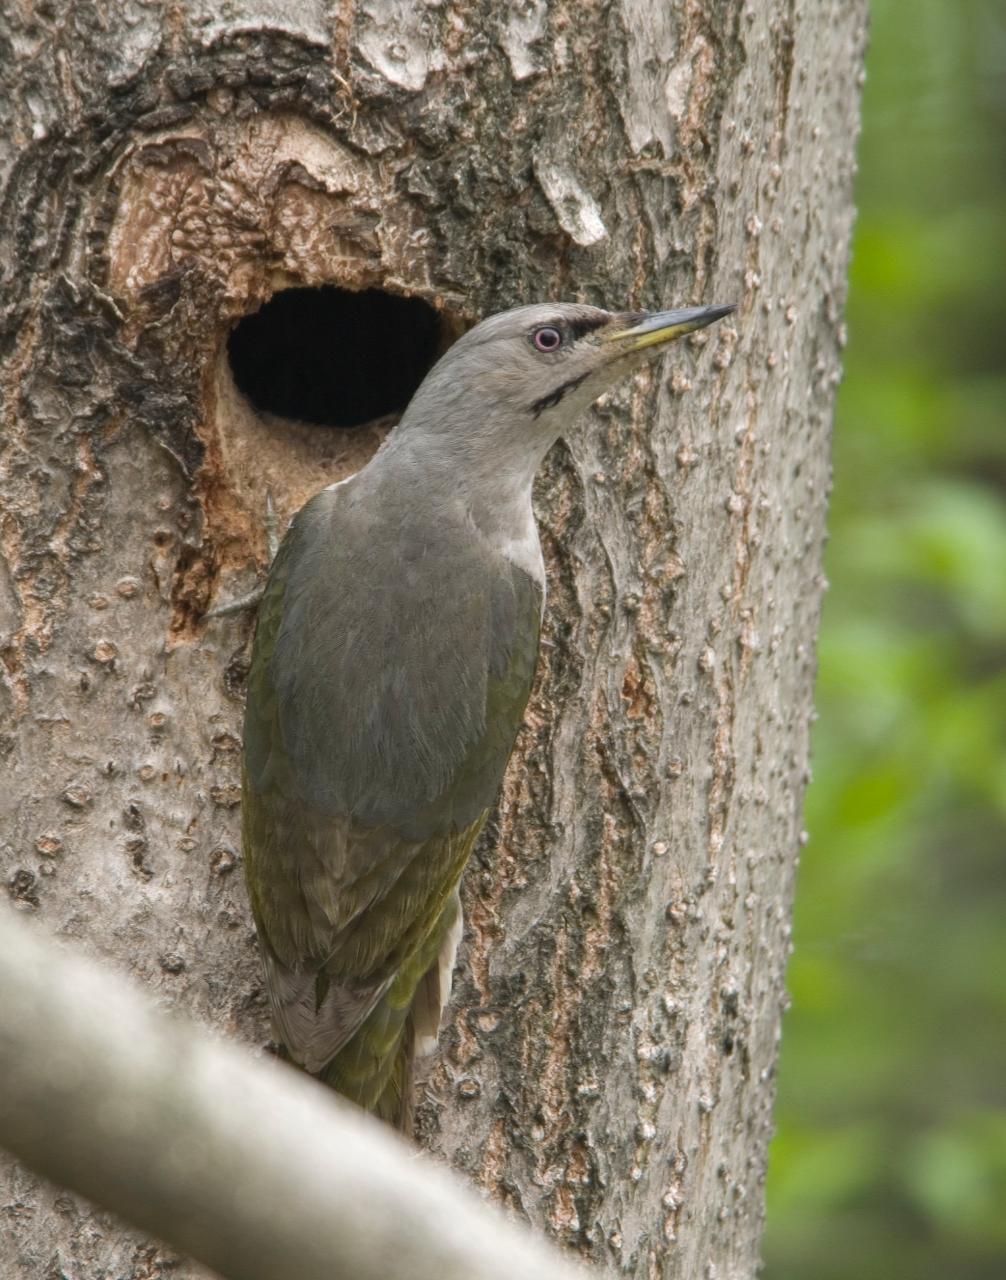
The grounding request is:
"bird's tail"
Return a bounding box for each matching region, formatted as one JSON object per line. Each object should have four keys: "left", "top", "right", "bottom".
{"left": 320, "top": 973, "right": 419, "bottom": 1131}
{"left": 319, "top": 893, "right": 461, "bottom": 1133}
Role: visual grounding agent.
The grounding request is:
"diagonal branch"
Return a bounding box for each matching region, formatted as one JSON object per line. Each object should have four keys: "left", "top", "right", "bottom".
{"left": 0, "top": 903, "right": 589, "bottom": 1280}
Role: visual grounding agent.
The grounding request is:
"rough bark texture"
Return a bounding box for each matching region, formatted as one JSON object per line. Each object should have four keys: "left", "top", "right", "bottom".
{"left": 0, "top": 3, "right": 865, "bottom": 1278}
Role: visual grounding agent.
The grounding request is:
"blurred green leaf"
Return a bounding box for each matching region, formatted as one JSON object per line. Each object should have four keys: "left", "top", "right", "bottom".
{"left": 764, "top": 2, "right": 1006, "bottom": 1278}
{"left": 905, "top": 1118, "right": 1006, "bottom": 1246}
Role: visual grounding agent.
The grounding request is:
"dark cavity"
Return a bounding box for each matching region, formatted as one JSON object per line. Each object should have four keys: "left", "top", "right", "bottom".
{"left": 228, "top": 286, "right": 442, "bottom": 429}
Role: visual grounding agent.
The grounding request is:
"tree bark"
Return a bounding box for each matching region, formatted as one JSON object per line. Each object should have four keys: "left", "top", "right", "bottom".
{"left": 0, "top": 3, "right": 865, "bottom": 1279}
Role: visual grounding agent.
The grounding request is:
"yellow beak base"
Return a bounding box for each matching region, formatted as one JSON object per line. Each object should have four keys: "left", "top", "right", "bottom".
{"left": 606, "top": 303, "right": 736, "bottom": 352}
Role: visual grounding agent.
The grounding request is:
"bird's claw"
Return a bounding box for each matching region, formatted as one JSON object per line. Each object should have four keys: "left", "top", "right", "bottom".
{"left": 204, "top": 584, "right": 266, "bottom": 619}
{"left": 203, "top": 489, "right": 280, "bottom": 622}
{"left": 264, "top": 490, "right": 280, "bottom": 561}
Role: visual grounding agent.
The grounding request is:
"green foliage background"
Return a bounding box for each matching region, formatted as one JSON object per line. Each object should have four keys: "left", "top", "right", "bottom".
{"left": 763, "top": 2, "right": 1006, "bottom": 1277}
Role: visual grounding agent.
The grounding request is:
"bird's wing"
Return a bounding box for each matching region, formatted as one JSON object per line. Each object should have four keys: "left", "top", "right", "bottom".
{"left": 241, "top": 488, "right": 541, "bottom": 1074}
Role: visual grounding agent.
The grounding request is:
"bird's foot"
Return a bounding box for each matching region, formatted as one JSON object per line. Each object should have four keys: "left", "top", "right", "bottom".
{"left": 203, "top": 490, "right": 280, "bottom": 621}
{"left": 263, "top": 489, "right": 281, "bottom": 561}
{"left": 204, "top": 584, "right": 266, "bottom": 619}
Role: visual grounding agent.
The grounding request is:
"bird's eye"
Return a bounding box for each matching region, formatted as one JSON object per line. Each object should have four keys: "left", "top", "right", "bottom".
{"left": 532, "top": 326, "right": 563, "bottom": 353}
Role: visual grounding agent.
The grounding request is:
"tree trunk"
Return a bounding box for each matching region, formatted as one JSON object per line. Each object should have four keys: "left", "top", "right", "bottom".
{"left": 0, "top": 3, "right": 865, "bottom": 1278}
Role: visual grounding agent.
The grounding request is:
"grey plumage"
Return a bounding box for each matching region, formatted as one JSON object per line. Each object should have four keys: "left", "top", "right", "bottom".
{"left": 240, "top": 299, "right": 734, "bottom": 1125}
{"left": 247, "top": 475, "right": 541, "bottom": 837}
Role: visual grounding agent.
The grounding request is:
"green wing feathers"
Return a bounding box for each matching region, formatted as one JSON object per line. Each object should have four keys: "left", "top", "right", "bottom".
{"left": 320, "top": 886, "right": 466, "bottom": 1127}
{"left": 241, "top": 495, "right": 541, "bottom": 1129}
{"left": 243, "top": 760, "right": 484, "bottom": 1125}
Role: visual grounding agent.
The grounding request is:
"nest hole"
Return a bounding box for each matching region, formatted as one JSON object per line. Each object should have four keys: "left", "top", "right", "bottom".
{"left": 227, "top": 286, "right": 444, "bottom": 429}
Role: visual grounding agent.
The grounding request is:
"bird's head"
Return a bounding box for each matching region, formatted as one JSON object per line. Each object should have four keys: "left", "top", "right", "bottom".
{"left": 391, "top": 300, "right": 735, "bottom": 488}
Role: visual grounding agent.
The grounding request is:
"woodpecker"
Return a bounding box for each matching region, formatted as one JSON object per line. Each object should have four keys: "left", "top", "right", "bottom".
{"left": 241, "top": 300, "right": 734, "bottom": 1129}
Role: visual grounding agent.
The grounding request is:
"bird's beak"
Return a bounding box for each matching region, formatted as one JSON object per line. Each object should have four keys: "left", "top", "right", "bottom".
{"left": 604, "top": 303, "right": 736, "bottom": 353}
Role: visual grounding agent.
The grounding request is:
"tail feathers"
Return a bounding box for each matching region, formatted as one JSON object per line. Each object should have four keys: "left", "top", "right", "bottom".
{"left": 411, "top": 894, "right": 463, "bottom": 1057}
{"left": 318, "top": 893, "right": 462, "bottom": 1132}
{"left": 374, "top": 1025, "right": 416, "bottom": 1133}
{"left": 320, "top": 973, "right": 416, "bottom": 1128}
{"left": 323, "top": 1039, "right": 414, "bottom": 1130}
